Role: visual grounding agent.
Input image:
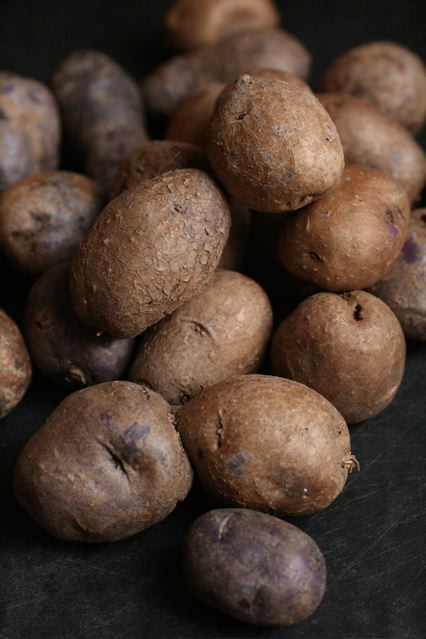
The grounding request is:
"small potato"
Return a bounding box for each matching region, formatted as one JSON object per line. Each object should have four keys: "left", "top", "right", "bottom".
{"left": 0, "top": 309, "right": 32, "bottom": 419}
{"left": 321, "top": 42, "right": 426, "bottom": 133}
{"left": 25, "top": 262, "right": 135, "bottom": 388}
{"left": 177, "top": 375, "right": 357, "bottom": 515}
{"left": 318, "top": 92, "right": 425, "bottom": 202}
{"left": 183, "top": 509, "right": 326, "bottom": 626}
{"left": 70, "top": 169, "right": 231, "bottom": 339}
{"left": 278, "top": 165, "right": 411, "bottom": 291}
{"left": 0, "top": 171, "right": 102, "bottom": 275}
{"left": 13, "top": 381, "right": 193, "bottom": 542}
{"left": 142, "top": 28, "right": 311, "bottom": 116}
{"left": 129, "top": 270, "right": 272, "bottom": 404}
{"left": 207, "top": 75, "right": 344, "bottom": 213}
{"left": 165, "top": 0, "right": 280, "bottom": 51}
{"left": 52, "top": 50, "right": 148, "bottom": 193}
{"left": 371, "top": 209, "right": 426, "bottom": 341}
{"left": 270, "top": 291, "right": 406, "bottom": 424}
{"left": 111, "top": 140, "right": 209, "bottom": 198}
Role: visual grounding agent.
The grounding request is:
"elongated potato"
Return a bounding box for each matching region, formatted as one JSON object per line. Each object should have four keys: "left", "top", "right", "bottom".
{"left": 0, "top": 309, "right": 32, "bottom": 419}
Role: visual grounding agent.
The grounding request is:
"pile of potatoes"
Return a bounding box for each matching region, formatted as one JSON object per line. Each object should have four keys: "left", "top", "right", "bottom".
{"left": 0, "top": 0, "right": 425, "bottom": 629}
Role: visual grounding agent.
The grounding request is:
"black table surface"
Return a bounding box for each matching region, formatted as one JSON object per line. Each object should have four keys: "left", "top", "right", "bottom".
{"left": 1, "top": 1, "right": 426, "bottom": 638}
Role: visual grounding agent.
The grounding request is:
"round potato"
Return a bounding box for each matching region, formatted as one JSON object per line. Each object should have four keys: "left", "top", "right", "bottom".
{"left": 25, "top": 262, "right": 135, "bottom": 388}
{"left": 0, "top": 309, "right": 32, "bottom": 419}
{"left": 0, "top": 171, "right": 102, "bottom": 275}
{"left": 70, "top": 169, "right": 231, "bottom": 339}
{"left": 278, "top": 165, "right": 411, "bottom": 291}
{"left": 270, "top": 291, "right": 406, "bottom": 423}
{"left": 165, "top": 0, "right": 280, "bottom": 51}
{"left": 177, "top": 374, "right": 358, "bottom": 515}
{"left": 371, "top": 208, "right": 426, "bottom": 341}
{"left": 183, "top": 509, "right": 326, "bottom": 626}
{"left": 207, "top": 75, "right": 344, "bottom": 213}
{"left": 317, "top": 92, "right": 425, "bottom": 202}
{"left": 111, "top": 140, "right": 209, "bottom": 198}
{"left": 13, "top": 381, "right": 193, "bottom": 542}
{"left": 142, "top": 28, "right": 312, "bottom": 116}
{"left": 321, "top": 41, "right": 426, "bottom": 133}
{"left": 129, "top": 270, "right": 272, "bottom": 404}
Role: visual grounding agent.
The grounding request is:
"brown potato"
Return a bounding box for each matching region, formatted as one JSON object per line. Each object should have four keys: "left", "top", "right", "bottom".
{"left": 183, "top": 509, "right": 326, "bottom": 626}
{"left": 0, "top": 309, "right": 32, "bottom": 419}
{"left": 177, "top": 375, "right": 357, "bottom": 516}
{"left": 321, "top": 42, "right": 426, "bottom": 133}
{"left": 111, "top": 140, "right": 209, "bottom": 198}
{"left": 0, "top": 171, "right": 102, "bottom": 275}
{"left": 13, "top": 381, "right": 193, "bottom": 542}
{"left": 52, "top": 50, "right": 148, "bottom": 194}
{"left": 142, "top": 28, "right": 311, "bottom": 116}
{"left": 371, "top": 209, "right": 426, "bottom": 341}
{"left": 70, "top": 169, "right": 231, "bottom": 339}
{"left": 278, "top": 165, "right": 411, "bottom": 291}
{"left": 165, "top": 0, "right": 280, "bottom": 51}
{"left": 25, "top": 262, "right": 135, "bottom": 388}
{"left": 270, "top": 291, "right": 406, "bottom": 423}
{"left": 129, "top": 270, "right": 273, "bottom": 404}
{"left": 317, "top": 92, "right": 425, "bottom": 202}
{"left": 207, "top": 75, "right": 344, "bottom": 213}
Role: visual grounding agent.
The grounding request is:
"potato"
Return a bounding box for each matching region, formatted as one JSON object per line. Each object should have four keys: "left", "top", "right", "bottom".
{"left": 0, "top": 309, "right": 32, "bottom": 419}
{"left": 321, "top": 42, "right": 426, "bottom": 134}
{"left": 278, "top": 165, "right": 411, "bottom": 291}
{"left": 371, "top": 209, "right": 426, "bottom": 341}
{"left": 183, "top": 509, "right": 326, "bottom": 626}
{"left": 129, "top": 270, "right": 272, "bottom": 404}
{"left": 0, "top": 72, "right": 60, "bottom": 189}
{"left": 52, "top": 50, "right": 148, "bottom": 194}
{"left": 111, "top": 140, "right": 209, "bottom": 198}
{"left": 271, "top": 291, "right": 406, "bottom": 424}
{"left": 317, "top": 92, "right": 425, "bottom": 202}
{"left": 250, "top": 67, "right": 312, "bottom": 90}
{"left": 13, "top": 381, "right": 192, "bottom": 542}
{"left": 0, "top": 171, "right": 102, "bottom": 275}
{"left": 165, "top": 0, "right": 280, "bottom": 51}
{"left": 177, "top": 374, "right": 358, "bottom": 515}
{"left": 206, "top": 75, "right": 344, "bottom": 213}
{"left": 25, "top": 262, "right": 135, "bottom": 388}
{"left": 70, "top": 169, "right": 231, "bottom": 339}
{"left": 142, "top": 28, "right": 311, "bottom": 116}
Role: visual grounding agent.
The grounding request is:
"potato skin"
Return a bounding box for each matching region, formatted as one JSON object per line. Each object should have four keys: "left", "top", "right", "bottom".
{"left": 129, "top": 270, "right": 272, "bottom": 404}
{"left": 13, "top": 381, "right": 193, "bottom": 542}
{"left": 177, "top": 374, "right": 355, "bottom": 516}
{"left": 0, "top": 309, "right": 32, "bottom": 419}
{"left": 207, "top": 75, "right": 344, "bottom": 213}
{"left": 371, "top": 209, "right": 426, "bottom": 342}
{"left": 142, "top": 28, "right": 311, "bottom": 116}
{"left": 317, "top": 92, "right": 425, "bottom": 203}
{"left": 25, "top": 262, "right": 135, "bottom": 389}
{"left": 165, "top": 0, "right": 280, "bottom": 51}
{"left": 0, "top": 171, "right": 102, "bottom": 275}
{"left": 271, "top": 291, "right": 406, "bottom": 424}
{"left": 111, "top": 140, "right": 209, "bottom": 198}
{"left": 70, "top": 169, "right": 231, "bottom": 339}
{"left": 278, "top": 165, "right": 411, "bottom": 291}
{"left": 321, "top": 42, "right": 426, "bottom": 134}
{"left": 183, "top": 509, "right": 326, "bottom": 626}
{"left": 52, "top": 50, "right": 148, "bottom": 193}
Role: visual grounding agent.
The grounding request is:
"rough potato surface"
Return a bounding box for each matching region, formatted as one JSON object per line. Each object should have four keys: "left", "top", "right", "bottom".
{"left": 0, "top": 309, "right": 32, "bottom": 419}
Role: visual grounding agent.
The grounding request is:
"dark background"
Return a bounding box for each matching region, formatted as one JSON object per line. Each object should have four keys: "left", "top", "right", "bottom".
{"left": 0, "top": 1, "right": 426, "bottom": 638}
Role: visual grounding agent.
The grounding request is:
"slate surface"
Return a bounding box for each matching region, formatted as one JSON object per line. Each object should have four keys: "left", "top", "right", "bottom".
{"left": 0, "top": 1, "right": 425, "bottom": 638}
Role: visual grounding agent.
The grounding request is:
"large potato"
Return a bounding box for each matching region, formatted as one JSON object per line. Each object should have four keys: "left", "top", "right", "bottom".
{"left": 13, "top": 382, "right": 192, "bottom": 542}
{"left": 0, "top": 309, "right": 32, "bottom": 419}
{"left": 278, "top": 165, "right": 411, "bottom": 291}
{"left": 70, "top": 169, "right": 231, "bottom": 338}
{"left": 207, "top": 75, "right": 344, "bottom": 213}
{"left": 129, "top": 270, "right": 273, "bottom": 404}
{"left": 177, "top": 375, "right": 358, "bottom": 515}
